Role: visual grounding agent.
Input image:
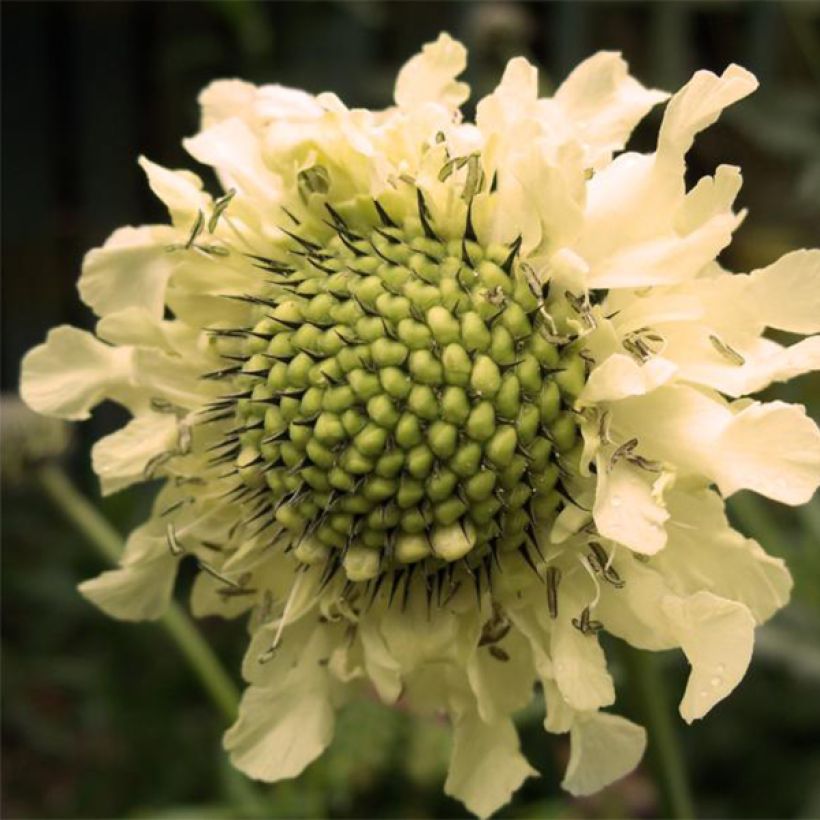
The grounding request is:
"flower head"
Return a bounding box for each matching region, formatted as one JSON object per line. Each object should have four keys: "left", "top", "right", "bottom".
{"left": 21, "top": 34, "right": 820, "bottom": 816}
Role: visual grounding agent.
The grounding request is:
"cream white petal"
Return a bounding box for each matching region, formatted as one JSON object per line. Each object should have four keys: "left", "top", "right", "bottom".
{"left": 608, "top": 292, "right": 703, "bottom": 335}
{"left": 78, "top": 526, "right": 178, "bottom": 621}
{"left": 593, "top": 457, "right": 669, "bottom": 554}
{"left": 189, "top": 570, "right": 256, "bottom": 620}
{"left": 379, "top": 593, "right": 472, "bottom": 671}
{"left": 138, "top": 156, "right": 210, "bottom": 227}
{"left": 658, "top": 64, "right": 758, "bottom": 162}
{"left": 656, "top": 488, "right": 792, "bottom": 623}
{"left": 492, "top": 56, "right": 538, "bottom": 105}
{"left": 709, "top": 400, "right": 820, "bottom": 504}
{"left": 79, "top": 225, "right": 178, "bottom": 318}
{"left": 675, "top": 164, "right": 742, "bottom": 234}
{"left": 20, "top": 326, "right": 137, "bottom": 420}
{"left": 254, "top": 84, "right": 326, "bottom": 121}
{"left": 581, "top": 353, "right": 677, "bottom": 404}
{"left": 358, "top": 615, "right": 403, "bottom": 704}
{"left": 199, "top": 79, "right": 258, "bottom": 129}
{"left": 542, "top": 679, "right": 575, "bottom": 734}
{"left": 586, "top": 210, "right": 743, "bottom": 289}
{"left": 551, "top": 586, "right": 615, "bottom": 711}
{"left": 554, "top": 51, "right": 669, "bottom": 166}
{"left": 595, "top": 556, "right": 680, "bottom": 651}
{"left": 96, "top": 306, "right": 204, "bottom": 360}
{"left": 511, "top": 142, "right": 585, "bottom": 253}
{"left": 394, "top": 33, "right": 469, "bottom": 111}
{"left": 612, "top": 386, "right": 820, "bottom": 505}
{"left": 444, "top": 709, "right": 536, "bottom": 818}
{"left": 241, "top": 615, "right": 321, "bottom": 687}
{"left": 578, "top": 66, "right": 755, "bottom": 279}
{"left": 745, "top": 249, "right": 820, "bottom": 334}
{"left": 561, "top": 711, "right": 647, "bottom": 796}
{"left": 467, "top": 629, "right": 535, "bottom": 724}
{"left": 661, "top": 591, "right": 755, "bottom": 722}
{"left": 664, "top": 329, "right": 820, "bottom": 397}
{"left": 78, "top": 556, "right": 177, "bottom": 621}
{"left": 506, "top": 604, "right": 553, "bottom": 682}
{"left": 91, "top": 412, "right": 179, "bottom": 495}
{"left": 474, "top": 57, "right": 539, "bottom": 166}
{"left": 224, "top": 638, "right": 335, "bottom": 782}
{"left": 183, "top": 118, "right": 282, "bottom": 209}
{"left": 579, "top": 152, "right": 670, "bottom": 261}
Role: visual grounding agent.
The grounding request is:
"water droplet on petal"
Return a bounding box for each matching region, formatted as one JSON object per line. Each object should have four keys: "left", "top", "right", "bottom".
{"left": 717, "top": 663, "right": 726, "bottom": 674}
{"left": 611, "top": 495, "right": 622, "bottom": 508}
{"left": 710, "top": 675, "right": 723, "bottom": 688}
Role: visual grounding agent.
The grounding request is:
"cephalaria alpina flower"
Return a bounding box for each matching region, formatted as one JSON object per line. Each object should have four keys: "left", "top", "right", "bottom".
{"left": 21, "top": 33, "right": 820, "bottom": 817}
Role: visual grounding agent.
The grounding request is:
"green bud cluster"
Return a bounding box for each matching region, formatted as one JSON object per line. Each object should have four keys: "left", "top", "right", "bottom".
{"left": 221, "top": 205, "right": 586, "bottom": 583}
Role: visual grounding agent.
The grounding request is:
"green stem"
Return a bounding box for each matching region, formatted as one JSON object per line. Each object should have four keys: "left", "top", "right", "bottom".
{"left": 37, "top": 464, "right": 240, "bottom": 723}
{"left": 38, "top": 464, "right": 277, "bottom": 817}
{"left": 622, "top": 645, "right": 696, "bottom": 819}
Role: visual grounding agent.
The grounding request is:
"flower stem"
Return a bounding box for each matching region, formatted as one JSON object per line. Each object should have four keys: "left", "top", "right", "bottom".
{"left": 37, "top": 464, "right": 240, "bottom": 723}
{"left": 622, "top": 645, "right": 696, "bottom": 819}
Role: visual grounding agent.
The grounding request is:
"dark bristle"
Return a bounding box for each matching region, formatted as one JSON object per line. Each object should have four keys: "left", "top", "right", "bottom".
{"left": 373, "top": 199, "right": 397, "bottom": 228}
{"left": 464, "top": 199, "right": 477, "bottom": 242}
{"left": 461, "top": 237, "right": 473, "bottom": 267}
{"left": 517, "top": 542, "right": 541, "bottom": 578}
{"left": 387, "top": 569, "right": 405, "bottom": 607}
{"left": 281, "top": 206, "right": 301, "bottom": 226}
{"left": 502, "top": 235, "right": 522, "bottom": 274}
{"left": 401, "top": 563, "right": 417, "bottom": 611}
{"left": 338, "top": 230, "right": 367, "bottom": 257}
{"left": 279, "top": 227, "right": 322, "bottom": 252}
{"left": 416, "top": 189, "right": 439, "bottom": 241}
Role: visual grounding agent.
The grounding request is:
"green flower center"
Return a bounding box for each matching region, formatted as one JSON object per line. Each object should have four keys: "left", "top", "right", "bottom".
{"left": 212, "top": 198, "right": 586, "bottom": 585}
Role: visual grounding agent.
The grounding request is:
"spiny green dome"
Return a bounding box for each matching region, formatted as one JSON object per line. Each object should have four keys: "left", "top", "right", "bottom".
{"left": 206, "top": 196, "right": 587, "bottom": 585}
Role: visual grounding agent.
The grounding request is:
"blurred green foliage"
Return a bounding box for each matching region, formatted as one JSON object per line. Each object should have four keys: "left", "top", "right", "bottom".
{"left": 2, "top": 1, "right": 819, "bottom": 818}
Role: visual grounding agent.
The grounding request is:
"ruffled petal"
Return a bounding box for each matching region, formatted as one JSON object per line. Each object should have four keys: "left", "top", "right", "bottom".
{"left": 467, "top": 628, "right": 535, "bottom": 723}
{"left": 511, "top": 142, "right": 585, "bottom": 253}
{"left": 394, "top": 33, "right": 469, "bottom": 111}
{"left": 189, "top": 570, "right": 256, "bottom": 620}
{"left": 612, "top": 386, "right": 820, "bottom": 505}
{"left": 79, "top": 225, "right": 178, "bottom": 318}
{"left": 78, "top": 525, "right": 179, "bottom": 621}
{"left": 661, "top": 591, "right": 755, "bottom": 722}
{"left": 658, "top": 64, "right": 758, "bottom": 162}
{"left": 593, "top": 457, "right": 669, "bottom": 554}
{"left": 581, "top": 353, "right": 677, "bottom": 404}
{"left": 542, "top": 679, "right": 575, "bottom": 734}
{"left": 358, "top": 615, "right": 403, "bottom": 704}
{"left": 657, "top": 488, "right": 792, "bottom": 623}
{"left": 199, "top": 79, "right": 258, "bottom": 128}
{"left": 20, "top": 326, "right": 136, "bottom": 420}
{"left": 444, "top": 709, "right": 536, "bottom": 818}
{"left": 91, "top": 412, "right": 179, "bottom": 495}
{"left": 675, "top": 164, "right": 742, "bottom": 233}
{"left": 225, "top": 626, "right": 335, "bottom": 781}
{"left": 551, "top": 586, "right": 615, "bottom": 711}
{"left": 183, "top": 118, "right": 282, "bottom": 211}
{"left": 596, "top": 556, "right": 680, "bottom": 651}
{"left": 709, "top": 400, "right": 820, "bottom": 504}
{"left": 745, "top": 249, "right": 820, "bottom": 334}
{"left": 561, "top": 711, "right": 646, "bottom": 796}
{"left": 138, "top": 156, "right": 210, "bottom": 227}
{"left": 554, "top": 51, "right": 669, "bottom": 167}
{"left": 586, "top": 209, "right": 743, "bottom": 289}
{"left": 662, "top": 328, "right": 820, "bottom": 397}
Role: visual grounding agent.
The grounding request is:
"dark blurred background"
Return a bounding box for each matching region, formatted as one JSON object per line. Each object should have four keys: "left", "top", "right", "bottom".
{"left": 2, "top": 2, "right": 819, "bottom": 818}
